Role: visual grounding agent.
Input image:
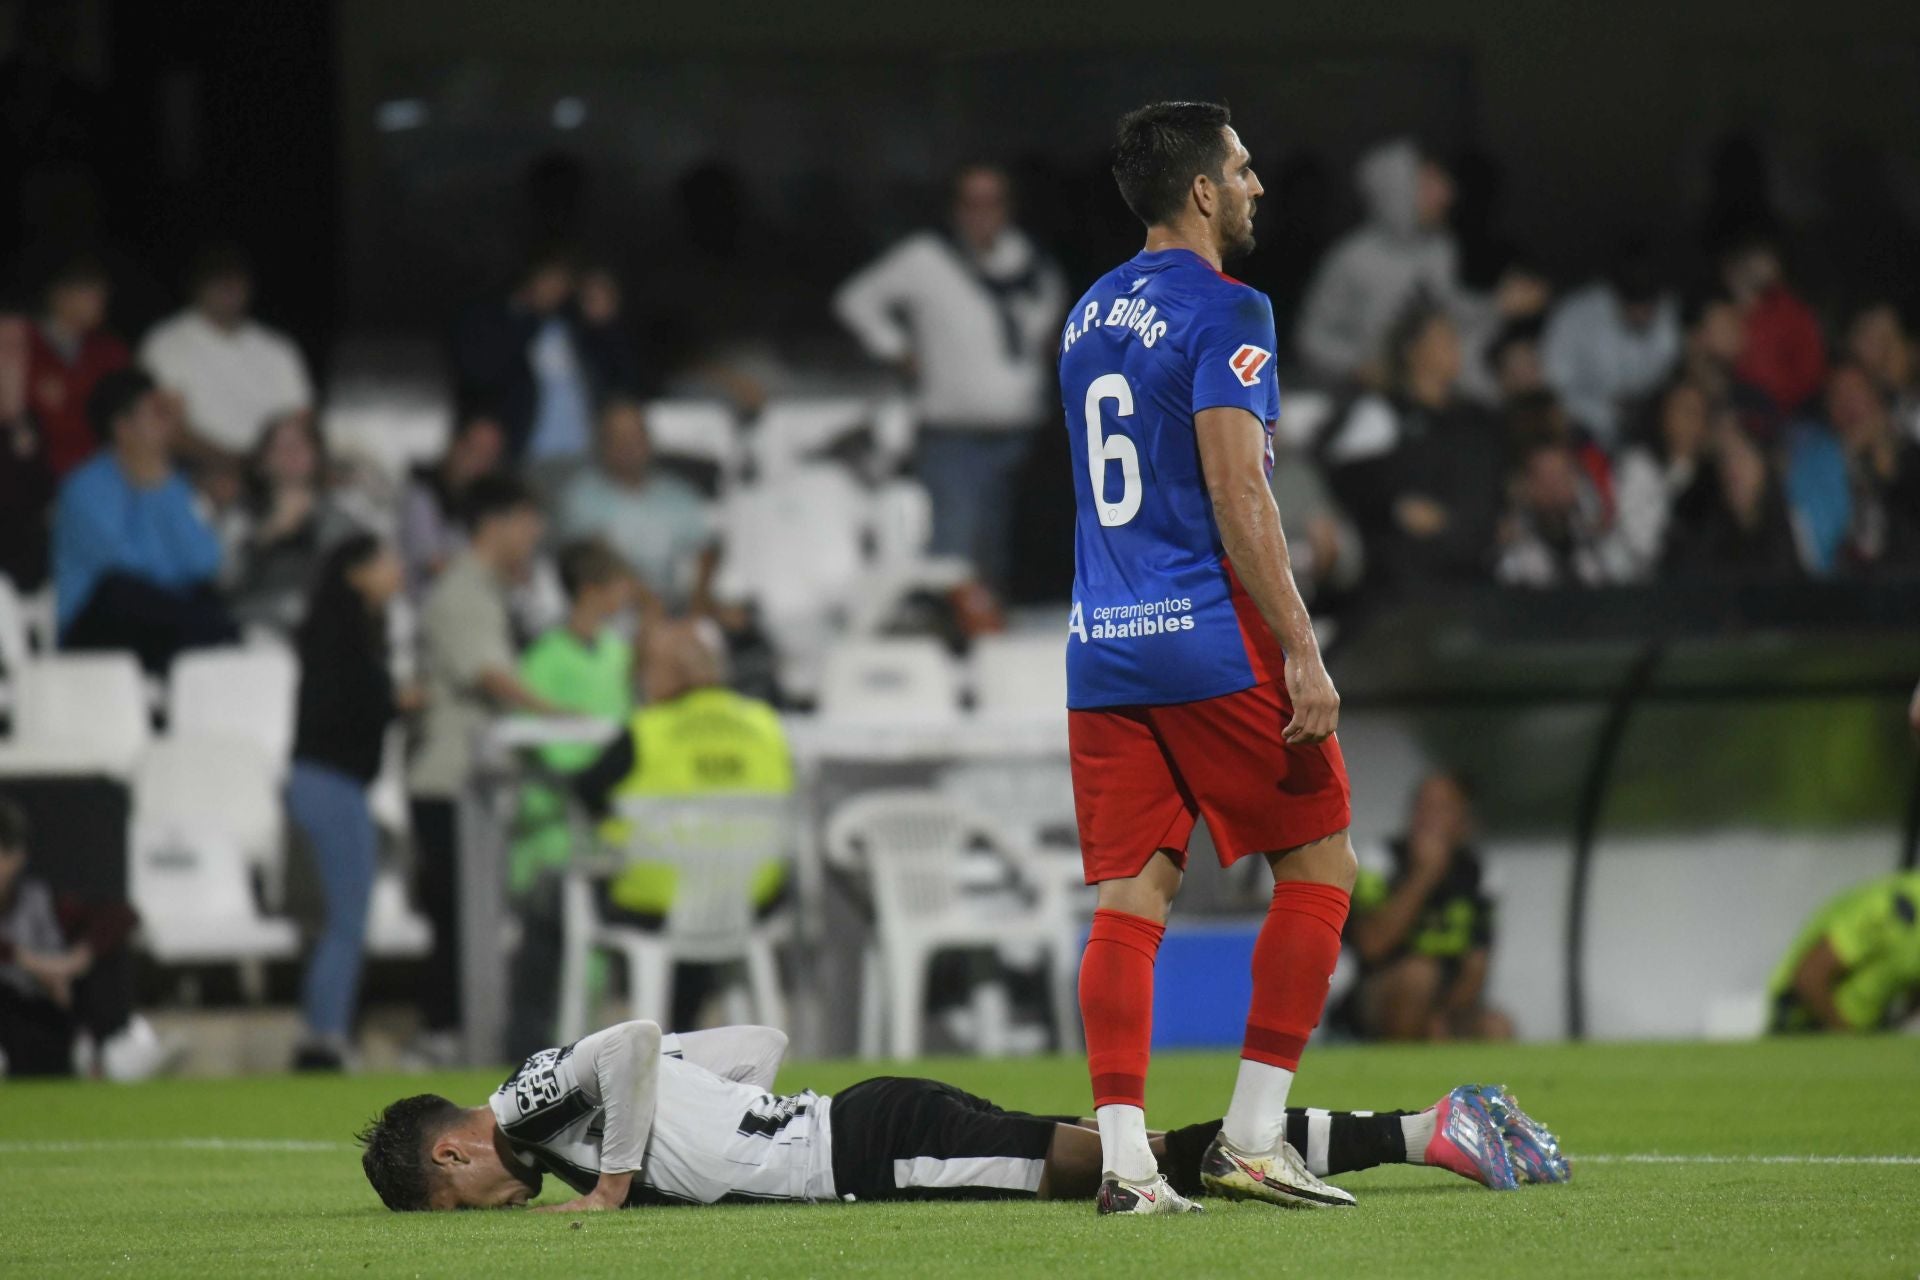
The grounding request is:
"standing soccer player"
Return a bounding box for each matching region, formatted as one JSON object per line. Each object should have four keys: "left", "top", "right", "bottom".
{"left": 1061, "top": 102, "right": 1358, "bottom": 1215}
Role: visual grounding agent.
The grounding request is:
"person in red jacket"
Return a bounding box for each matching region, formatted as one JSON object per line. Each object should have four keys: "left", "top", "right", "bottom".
{"left": 1721, "top": 233, "right": 1826, "bottom": 419}
{"left": 25, "top": 254, "right": 130, "bottom": 478}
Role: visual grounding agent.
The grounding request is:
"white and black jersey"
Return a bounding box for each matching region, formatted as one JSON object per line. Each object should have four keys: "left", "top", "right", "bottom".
{"left": 488, "top": 1022, "right": 1060, "bottom": 1207}
{"left": 489, "top": 1024, "right": 836, "bottom": 1205}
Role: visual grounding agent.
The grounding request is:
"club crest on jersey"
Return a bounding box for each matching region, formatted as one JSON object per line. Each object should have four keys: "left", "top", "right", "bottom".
{"left": 1229, "top": 344, "right": 1271, "bottom": 387}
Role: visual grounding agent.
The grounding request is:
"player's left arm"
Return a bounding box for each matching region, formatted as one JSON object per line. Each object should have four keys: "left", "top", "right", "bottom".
{"left": 535, "top": 1020, "right": 663, "bottom": 1212}
{"left": 1195, "top": 406, "right": 1338, "bottom": 743}
{"left": 1790, "top": 936, "right": 1853, "bottom": 1031}
{"left": 1441, "top": 948, "right": 1491, "bottom": 1023}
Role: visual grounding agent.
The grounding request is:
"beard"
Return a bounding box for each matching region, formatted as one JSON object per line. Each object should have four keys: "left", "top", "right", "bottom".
{"left": 1221, "top": 202, "right": 1258, "bottom": 263}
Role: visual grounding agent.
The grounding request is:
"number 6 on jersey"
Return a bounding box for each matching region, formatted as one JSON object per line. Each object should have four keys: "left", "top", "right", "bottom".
{"left": 1085, "top": 372, "right": 1142, "bottom": 527}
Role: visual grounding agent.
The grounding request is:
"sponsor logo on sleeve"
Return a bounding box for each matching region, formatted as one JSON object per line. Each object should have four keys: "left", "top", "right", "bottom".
{"left": 1229, "top": 344, "right": 1271, "bottom": 387}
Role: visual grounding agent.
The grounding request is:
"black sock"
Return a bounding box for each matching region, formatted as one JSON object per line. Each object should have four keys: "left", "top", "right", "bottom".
{"left": 1284, "top": 1108, "right": 1413, "bottom": 1175}
{"left": 1161, "top": 1120, "right": 1224, "bottom": 1197}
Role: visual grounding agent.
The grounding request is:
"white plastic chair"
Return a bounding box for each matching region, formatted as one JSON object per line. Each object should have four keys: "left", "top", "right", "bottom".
{"left": 645, "top": 400, "right": 743, "bottom": 483}
{"left": 749, "top": 396, "right": 877, "bottom": 474}
{"left": 557, "top": 797, "right": 792, "bottom": 1044}
{"left": 825, "top": 789, "right": 1080, "bottom": 1059}
{"left": 129, "top": 737, "right": 298, "bottom": 995}
{"left": 14, "top": 653, "right": 151, "bottom": 774}
{"left": 0, "top": 575, "right": 27, "bottom": 674}
{"left": 818, "top": 637, "right": 961, "bottom": 725}
{"left": 970, "top": 633, "right": 1068, "bottom": 716}
{"left": 168, "top": 645, "right": 300, "bottom": 766}
{"left": 365, "top": 868, "right": 434, "bottom": 958}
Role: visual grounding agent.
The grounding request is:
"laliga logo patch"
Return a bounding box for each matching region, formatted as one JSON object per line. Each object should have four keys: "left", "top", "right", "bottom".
{"left": 1229, "top": 344, "right": 1271, "bottom": 387}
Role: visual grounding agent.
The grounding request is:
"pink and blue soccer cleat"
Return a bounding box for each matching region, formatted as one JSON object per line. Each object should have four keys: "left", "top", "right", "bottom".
{"left": 1470, "top": 1084, "right": 1572, "bottom": 1185}
{"left": 1426, "top": 1086, "right": 1519, "bottom": 1190}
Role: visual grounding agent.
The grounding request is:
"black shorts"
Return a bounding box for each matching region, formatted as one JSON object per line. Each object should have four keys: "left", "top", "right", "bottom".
{"left": 827, "top": 1077, "right": 1061, "bottom": 1202}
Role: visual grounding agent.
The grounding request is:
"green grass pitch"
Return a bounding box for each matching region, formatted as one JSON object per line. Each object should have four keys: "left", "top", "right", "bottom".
{"left": 3, "top": 1037, "right": 1917, "bottom": 1277}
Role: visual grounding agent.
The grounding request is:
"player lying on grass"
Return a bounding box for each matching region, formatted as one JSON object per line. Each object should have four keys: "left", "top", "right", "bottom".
{"left": 358, "top": 1021, "right": 1568, "bottom": 1214}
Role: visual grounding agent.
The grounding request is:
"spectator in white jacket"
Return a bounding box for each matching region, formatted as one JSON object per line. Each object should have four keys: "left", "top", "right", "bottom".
{"left": 138, "top": 243, "right": 312, "bottom": 463}
{"left": 1295, "top": 139, "right": 1544, "bottom": 393}
{"left": 834, "top": 165, "right": 1066, "bottom": 596}
{"left": 1540, "top": 240, "right": 1681, "bottom": 450}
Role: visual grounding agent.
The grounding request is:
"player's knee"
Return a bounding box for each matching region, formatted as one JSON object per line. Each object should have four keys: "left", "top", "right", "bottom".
{"left": 1268, "top": 829, "right": 1357, "bottom": 893}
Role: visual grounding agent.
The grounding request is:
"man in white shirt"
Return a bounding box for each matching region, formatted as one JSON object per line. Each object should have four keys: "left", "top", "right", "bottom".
{"left": 834, "top": 166, "right": 1067, "bottom": 596}
{"left": 137, "top": 244, "right": 312, "bottom": 460}
{"left": 1540, "top": 241, "right": 1681, "bottom": 450}
{"left": 356, "top": 1020, "right": 1567, "bottom": 1214}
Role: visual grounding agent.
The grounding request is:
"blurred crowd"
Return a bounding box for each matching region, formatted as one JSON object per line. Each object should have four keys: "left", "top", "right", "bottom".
{"left": 3, "top": 128, "right": 1919, "bottom": 1074}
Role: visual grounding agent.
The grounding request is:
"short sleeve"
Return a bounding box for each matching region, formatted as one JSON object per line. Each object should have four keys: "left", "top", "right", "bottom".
{"left": 1825, "top": 892, "right": 1898, "bottom": 969}
{"left": 1190, "top": 286, "right": 1280, "bottom": 424}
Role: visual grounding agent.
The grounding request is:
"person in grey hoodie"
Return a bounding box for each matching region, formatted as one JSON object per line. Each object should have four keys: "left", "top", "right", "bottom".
{"left": 1296, "top": 140, "right": 1544, "bottom": 396}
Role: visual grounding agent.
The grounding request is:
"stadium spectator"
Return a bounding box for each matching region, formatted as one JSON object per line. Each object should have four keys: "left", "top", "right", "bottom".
{"left": 1676, "top": 289, "right": 1751, "bottom": 412}
{"left": 1323, "top": 300, "right": 1506, "bottom": 589}
{"left": 557, "top": 399, "right": 717, "bottom": 615}
{"left": 0, "top": 797, "right": 165, "bottom": 1080}
{"left": 1495, "top": 440, "right": 1617, "bottom": 588}
{"left": 54, "top": 367, "right": 237, "bottom": 672}
{"left": 1488, "top": 316, "right": 1547, "bottom": 404}
{"left": 1540, "top": 240, "right": 1681, "bottom": 449}
{"left": 407, "top": 475, "right": 561, "bottom": 1055}
{"left": 1842, "top": 300, "right": 1920, "bottom": 442}
{"left": 557, "top": 617, "right": 794, "bottom": 1035}
{"left": 1663, "top": 409, "right": 1800, "bottom": 580}
{"left": 833, "top": 163, "right": 1067, "bottom": 597}
{"left": 286, "top": 536, "right": 410, "bottom": 1072}
{"left": 1768, "top": 869, "right": 1920, "bottom": 1033}
{"left": 1270, "top": 449, "right": 1364, "bottom": 606}
{"left": 1345, "top": 772, "right": 1511, "bottom": 1042}
{"left": 138, "top": 243, "right": 313, "bottom": 461}
{"left": 451, "top": 247, "right": 639, "bottom": 463}
{"left": 1294, "top": 139, "right": 1544, "bottom": 390}
{"left": 1611, "top": 380, "right": 1717, "bottom": 581}
{"left": 1720, "top": 233, "right": 1826, "bottom": 419}
{"left": 1785, "top": 364, "right": 1920, "bottom": 577}
{"left": 220, "top": 408, "right": 361, "bottom": 636}
{"left": 509, "top": 538, "right": 637, "bottom": 901}
{"left": 0, "top": 307, "right": 56, "bottom": 591}
{"left": 24, "top": 253, "right": 128, "bottom": 477}
{"left": 399, "top": 408, "right": 508, "bottom": 601}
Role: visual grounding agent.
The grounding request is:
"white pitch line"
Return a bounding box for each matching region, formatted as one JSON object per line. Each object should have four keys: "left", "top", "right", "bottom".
{"left": 0, "top": 1139, "right": 353, "bottom": 1154}
{"left": 1, "top": 1141, "right": 1917, "bottom": 1166}
{"left": 1581, "top": 1153, "right": 1920, "bottom": 1167}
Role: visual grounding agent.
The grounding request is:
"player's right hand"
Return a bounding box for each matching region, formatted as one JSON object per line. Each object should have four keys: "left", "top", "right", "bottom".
{"left": 1283, "top": 656, "right": 1340, "bottom": 745}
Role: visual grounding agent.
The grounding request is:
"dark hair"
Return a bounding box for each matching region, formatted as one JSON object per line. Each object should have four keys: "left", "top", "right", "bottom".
{"left": 1384, "top": 292, "right": 1451, "bottom": 390}
{"left": 1111, "top": 101, "right": 1234, "bottom": 228}
{"left": 86, "top": 366, "right": 157, "bottom": 443}
{"left": 1680, "top": 287, "right": 1737, "bottom": 333}
{"left": 43, "top": 252, "right": 110, "bottom": 297}
{"left": 246, "top": 409, "right": 330, "bottom": 515}
{"left": 518, "top": 242, "right": 578, "bottom": 285}
{"left": 458, "top": 472, "right": 537, "bottom": 531}
{"left": 356, "top": 1094, "right": 464, "bottom": 1212}
{"left": 188, "top": 242, "right": 252, "bottom": 292}
{"left": 0, "top": 795, "right": 29, "bottom": 854}
{"left": 1489, "top": 314, "right": 1545, "bottom": 367}
{"left": 1606, "top": 235, "right": 1663, "bottom": 307}
{"left": 557, "top": 536, "right": 629, "bottom": 600}
{"left": 297, "top": 533, "right": 389, "bottom": 657}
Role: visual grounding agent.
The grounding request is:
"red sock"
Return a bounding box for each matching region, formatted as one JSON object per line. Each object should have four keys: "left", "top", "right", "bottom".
{"left": 1243, "top": 881, "right": 1351, "bottom": 1070}
{"left": 1079, "top": 908, "right": 1164, "bottom": 1109}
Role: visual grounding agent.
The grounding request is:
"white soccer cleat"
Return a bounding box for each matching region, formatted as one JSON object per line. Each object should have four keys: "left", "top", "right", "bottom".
{"left": 1199, "top": 1134, "right": 1357, "bottom": 1208}
{"left": 1095, "top": 1172, "right": 1205, "bottom": 1215}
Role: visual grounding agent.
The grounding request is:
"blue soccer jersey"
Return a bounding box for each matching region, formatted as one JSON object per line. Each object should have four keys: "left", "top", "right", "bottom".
{"left": 1059, "top": 247, "right": 1283, "bottom": 709}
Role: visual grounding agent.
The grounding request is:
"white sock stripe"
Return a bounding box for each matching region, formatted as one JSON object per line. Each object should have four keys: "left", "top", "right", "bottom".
{"left": 892, "top": 1155, "right": 1047, "bottom": 1192}
{"left": 1306, "top": 1111, "right": 1332, "bottom": 1176}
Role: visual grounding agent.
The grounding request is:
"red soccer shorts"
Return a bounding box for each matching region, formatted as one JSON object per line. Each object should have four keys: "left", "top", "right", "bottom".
{"left": 1068, "top": 680, "right": 1351, "bottom": 883}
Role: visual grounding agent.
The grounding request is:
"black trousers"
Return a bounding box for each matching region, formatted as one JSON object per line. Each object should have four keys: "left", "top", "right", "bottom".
{"left": 63, "top": 573, "right": 238, "bottom": 674}
{"left": 0, "top": 945, "right": 135, "bottom": 1077}
{"left": 407, "top": 797, "right": 461, "bottom": 1033}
